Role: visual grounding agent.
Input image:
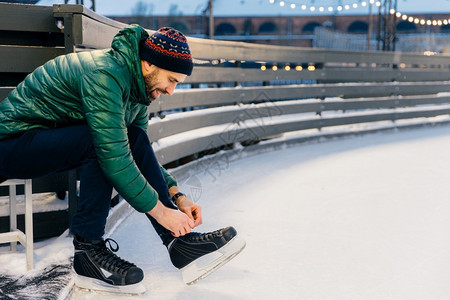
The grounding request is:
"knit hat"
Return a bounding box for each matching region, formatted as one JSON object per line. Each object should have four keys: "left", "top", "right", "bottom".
{"left": 139, "top": 27, "right": 193, "bottom": 76}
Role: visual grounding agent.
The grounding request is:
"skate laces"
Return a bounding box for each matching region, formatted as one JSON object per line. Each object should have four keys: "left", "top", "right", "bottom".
{"left": 185, "top": 229, "right": 222, "bottom": 243}
{"left": 105, "top": 238, "right": 119, "bottom": 251}
{"left": 91, "top": 238, "right": 136, "bottom": 274}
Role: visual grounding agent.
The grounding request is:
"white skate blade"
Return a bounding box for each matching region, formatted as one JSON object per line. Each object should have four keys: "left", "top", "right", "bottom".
{"left": 181, "top": 235, "right": 246, "bottom": 285}
{"left": 74, "top": 274, "right": 146, "bottom": 295}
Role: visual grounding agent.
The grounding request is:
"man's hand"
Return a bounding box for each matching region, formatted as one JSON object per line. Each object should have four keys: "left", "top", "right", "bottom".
{"left": 169, "top": 186, "right": 203, "bottom": 228}
{"left": 176, "top": 195, "right": 203, "bottom": 228}
{"left": 147, "top": 200, "right": 194, "bottom": 237}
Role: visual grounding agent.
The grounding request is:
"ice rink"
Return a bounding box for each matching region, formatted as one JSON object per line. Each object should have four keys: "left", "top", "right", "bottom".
{"left": 1, "top": 125, "right": 450, "bottom": 299}
{"left": 72, "top": 124, "right": 450, "bottom": 299}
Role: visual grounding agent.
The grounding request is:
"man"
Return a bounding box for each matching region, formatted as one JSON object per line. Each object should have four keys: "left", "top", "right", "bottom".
{"left": 0, "top": 25, "right": 245, "bottom": 294}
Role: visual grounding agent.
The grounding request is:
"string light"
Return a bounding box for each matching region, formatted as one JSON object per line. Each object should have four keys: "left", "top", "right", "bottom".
{"left": 259, "top": 64, "right": 305, "bottom": 71}
{"left": 269, "top": 0, "right": 382, "bottom": 14}
{"left": 392, "top": 10, "right": 450, "bottom": 27}
{"left": 268, "top": 0, "right": 450, "bottom": 26}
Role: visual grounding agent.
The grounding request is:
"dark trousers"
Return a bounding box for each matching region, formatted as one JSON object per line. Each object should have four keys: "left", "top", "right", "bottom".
{"left": 0, "top": 125, "right": 174, "bottom": 241}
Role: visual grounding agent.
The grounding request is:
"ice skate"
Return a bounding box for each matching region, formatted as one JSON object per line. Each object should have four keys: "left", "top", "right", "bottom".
{"left": 166, "top": 226, "right": 246, "bottom": 285}
{"left": 72, "top": 235, "right": 146, "bottom": 295}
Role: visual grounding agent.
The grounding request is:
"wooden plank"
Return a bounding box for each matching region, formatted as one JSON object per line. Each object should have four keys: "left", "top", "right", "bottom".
{"left": 150, "top": 81, "right": 450, "bottom": 112}
{"left": 149, "top": 94, "right": 450, "bottom": 141}
{"left": 186, "top": 66, "right": 314, "bottom": 83}
{"left": 327, "top": 95, "right": 450, "bottom": 111}
{"left": 148, "top": 102, "right": 291, "bottom": 141}
{"left": 0, "top": 172, "right": 70, "bottom": 197}
{"left": 187, "top": 36, "right": 450, "bottom": 66}
{"left": 53, "top": 4, "right": 127, "bottom": 29}
{"left": 320, "top": 107, "right": 450, "bottom": 128}
{"left": 0, "top": 87, "right": 14, "bottom": 100}
{"left": 0, "top": 231, "right": 24, "bottom": 244}
{"left": 0, "top": 45, "right": 65, "bottom": 73}
{"left": 53, "top": 5, "right": 127, "bottom": 49}
{"left": 186, "top": 66, "right": 450, "bottom": 84}
{"left": 75, "top": 14, "right": 125, "bottom": 49}
{"left": 154, "top": 105, "right": 450, "bottom": 164}
{"left": 149, "top": 109, "right": 240, "bottom": 142}
{"left": 0, "top": 3, "right": 60, "bottom": 32}
{"left": 324, "top": 69, "right": 450, "bottom": 83}
{"left": 0, "top": 73, "right": 27, "bottom": 87}
{"left": 0, "top": 30, "right": 64, "bottom": 47}
{"left": 0, "top": 210, "right": 69, "bottom": 241}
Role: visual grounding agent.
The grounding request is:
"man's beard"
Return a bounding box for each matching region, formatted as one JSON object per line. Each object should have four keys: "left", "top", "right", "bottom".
{"left": 144, "top": 68, "right": 162, "bottom": 101}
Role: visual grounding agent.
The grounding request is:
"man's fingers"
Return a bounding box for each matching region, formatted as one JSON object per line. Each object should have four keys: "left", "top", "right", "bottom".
{"left": 194, "top": 217, "right": 202, "bottom": 227}
{"left": 187, "top": 217, "right": 195, "bottom": 228}
{"left": 185, "top": 210, "right": 194, "bottom": 221}
{"left": 192, "top": 207, "right": 202, "bottom": 226}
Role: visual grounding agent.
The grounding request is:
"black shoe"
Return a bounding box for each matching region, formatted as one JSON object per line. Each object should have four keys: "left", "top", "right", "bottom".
{"left": 166, "top": 226, "right": 246, "bottom": 284}
{"left": 73, "top": 235, "right": 145, "bottom": 294}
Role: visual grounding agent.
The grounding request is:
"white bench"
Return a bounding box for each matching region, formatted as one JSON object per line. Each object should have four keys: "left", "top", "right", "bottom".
{"left": 0, "top": 179, "right": 34, "bottom": 270}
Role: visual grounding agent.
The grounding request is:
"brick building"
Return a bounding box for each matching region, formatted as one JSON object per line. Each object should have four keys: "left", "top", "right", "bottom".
{"left": 111, "top": 13, "right": 450, "bottom": 47}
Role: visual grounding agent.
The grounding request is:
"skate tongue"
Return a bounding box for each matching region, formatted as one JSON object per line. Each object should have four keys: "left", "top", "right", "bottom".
{"left": 75, "top": 235, "right": 103, "bottom": 245}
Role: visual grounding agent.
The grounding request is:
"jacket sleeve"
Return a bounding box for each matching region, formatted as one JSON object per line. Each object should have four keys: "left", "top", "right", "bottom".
{"left": 79, "top": 70, "right": 158, "bottom": 213}
{"left": 131, "top": 104, "right": 149, "bottom": 131}
{"left": 160, "top": 165, "right": 177, "bottom": 188}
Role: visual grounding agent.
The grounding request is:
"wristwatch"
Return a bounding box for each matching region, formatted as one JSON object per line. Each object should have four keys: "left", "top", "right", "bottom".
{"left": 172, "top": 192, "right": 185, "bottom": 205}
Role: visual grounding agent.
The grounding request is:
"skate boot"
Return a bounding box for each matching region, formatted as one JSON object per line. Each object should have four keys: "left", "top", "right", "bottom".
{"left": 73, "top": 235, "right": 145, "bottom": 294}
{"left": 166, "top": 226, "right": 246, "bottom": 285}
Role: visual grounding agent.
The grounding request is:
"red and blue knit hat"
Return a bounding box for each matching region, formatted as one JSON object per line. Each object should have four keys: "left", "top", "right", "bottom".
{"left": 140, "top": 27, "right": 193, "bottom": 76}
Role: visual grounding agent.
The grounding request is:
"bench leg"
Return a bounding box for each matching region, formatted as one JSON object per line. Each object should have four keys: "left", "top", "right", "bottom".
{"left": 1, "top": 179, "right": 35, "bottom": 271}
{"left": 8, "top": 184, "right": 17, "bottom": 252}
{"left": 24, "top": 179, "right": 34, "bottom": 271}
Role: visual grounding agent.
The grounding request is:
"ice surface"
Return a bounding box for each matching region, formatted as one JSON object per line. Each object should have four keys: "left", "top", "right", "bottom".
{"left": 73, "top": 124, "right": 450, "bottom": 300}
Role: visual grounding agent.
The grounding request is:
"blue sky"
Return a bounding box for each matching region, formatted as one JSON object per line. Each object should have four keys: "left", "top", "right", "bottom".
{"left": 37, "top": 0, "right": 449, "bottom": 16}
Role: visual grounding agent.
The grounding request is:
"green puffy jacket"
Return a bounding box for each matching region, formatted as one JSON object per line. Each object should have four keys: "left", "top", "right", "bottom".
{"left": 0, "top": 24, "right": 176, "bottom": 213}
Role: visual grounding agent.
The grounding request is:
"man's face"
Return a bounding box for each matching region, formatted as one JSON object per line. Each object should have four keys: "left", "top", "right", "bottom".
{"left": 142, "top": 62, "right": 187, "bottom": 102}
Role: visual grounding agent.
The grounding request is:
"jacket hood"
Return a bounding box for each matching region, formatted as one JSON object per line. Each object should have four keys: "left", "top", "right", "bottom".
{"left": 111, "top": 24, "right": 150, "bottom": 106}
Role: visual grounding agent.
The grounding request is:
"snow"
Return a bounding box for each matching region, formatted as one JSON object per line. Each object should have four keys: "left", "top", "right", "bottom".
{"left": 0, "top": 233, "right": 72, "bottom": 276}
{"left": 1, "top": 124, "right": 450, "bottom": 299}
{"left": 0, "top": 192, "right": 68, "bottom": 216}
